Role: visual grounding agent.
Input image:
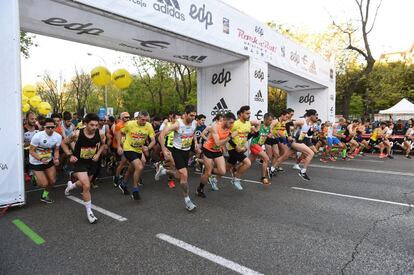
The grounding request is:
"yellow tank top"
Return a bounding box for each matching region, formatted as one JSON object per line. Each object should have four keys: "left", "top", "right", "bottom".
{"left": 272, "top": 120, "right": 287, "bottom": 137}
{"left": 227, "top": 120, "right": 251, "bottom": 150}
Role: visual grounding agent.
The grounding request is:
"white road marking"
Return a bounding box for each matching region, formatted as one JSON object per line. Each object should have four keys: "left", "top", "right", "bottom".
{"left": 284, "top": 162, "right": 414, "bottom": 177}
{"left": 66, "top": 195, "right": 128, "bottom": 222}
{"left": 156, "top": 233, "right": 264, "bottom": 275}
{"left": 292, "top": 187, "right": 414, "bottom": 208}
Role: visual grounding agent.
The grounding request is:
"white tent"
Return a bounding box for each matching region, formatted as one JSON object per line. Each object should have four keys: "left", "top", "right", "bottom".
{"left": 379, "top": 98, "right": 414, "bottom": 114}
{"left": 375, "top": 98, "right": 414, "bottom": 121}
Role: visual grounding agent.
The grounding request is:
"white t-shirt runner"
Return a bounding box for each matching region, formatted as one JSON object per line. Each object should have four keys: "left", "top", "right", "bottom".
{"left": 29, "top": 131, "right": 62, "bottom": 165}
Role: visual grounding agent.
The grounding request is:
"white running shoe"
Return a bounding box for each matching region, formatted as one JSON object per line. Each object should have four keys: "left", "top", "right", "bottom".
{"left": 208, "top": 175, "right": 219, "bottom": 191}
{"left": 87, "top": 211, "right": 98, "bottom": 224}
{"left": 65, "top": 181, "right": 73, "bottom": 196}
{"left": 155, "top": 164, "right": 167, "bottom": 181}
{"left": 292, "top": 164, "right": 301, "bottom": 170}
{"left": 185, "top": 199, "right": 197, "bottom": 212}
{"left": 232, "top": 178, "right": 243, "bottom": 191}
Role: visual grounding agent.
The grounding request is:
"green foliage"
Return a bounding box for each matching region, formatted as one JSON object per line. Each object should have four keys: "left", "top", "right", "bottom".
{"left": 20, "top": 32, "right": 36, "bottom": 59}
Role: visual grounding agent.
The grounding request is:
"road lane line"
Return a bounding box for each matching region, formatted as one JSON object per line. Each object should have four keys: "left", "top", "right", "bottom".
{"left": 66, "top": 195, "right": 128, "bottom": 222}
{"left": 292, "top": 187, "right": 414, "bottom": 208}
{"left": 12, "top": 219, "right": 45, "bottom": 245}
{"left": 156, "top": 233, "right": 263, "bottom": 275}
{"left": 284, "top": 162, "right": 414, "bottom": 177}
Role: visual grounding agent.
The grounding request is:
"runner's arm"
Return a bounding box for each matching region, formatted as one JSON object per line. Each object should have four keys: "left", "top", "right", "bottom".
{"left": 158, "top": 122, "right": 179, "bottom": 152}
{"left": 201, "top": 125, "right": 211, "bottom": 141}
{"left": 61, "top": 130, "right": 79, "bottom": 156}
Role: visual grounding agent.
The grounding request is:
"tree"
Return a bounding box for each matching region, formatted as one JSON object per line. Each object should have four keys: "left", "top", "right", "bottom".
{"left": 332, "top": 0, "right": 383, "bottom": 118}
{"left": 268, "top": 87, "right": 287, "bottom": 116}
{"left": 20, "top": 32, "right": 36, "bottom": 59}
{"left": 172, "top": 64, "right": 197, "bottom": 105}
{"left": 67, "top": 69, "right": 95, "bottom": 116}
{"left": 36, "top": 72, "right": 70, "bottom": 113}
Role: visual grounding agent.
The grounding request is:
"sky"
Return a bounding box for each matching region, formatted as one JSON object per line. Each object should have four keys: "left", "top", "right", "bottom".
{"left": 21, "top": 0, "right": 414, "bottom": 85}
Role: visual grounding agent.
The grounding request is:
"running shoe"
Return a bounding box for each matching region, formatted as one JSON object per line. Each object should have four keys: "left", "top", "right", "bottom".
{"left": 168, "top": 180, "right": 176, "bottom": 189}
{"left": 379, "top": 154, "right": 387, "bottom": 159}
{"left": 196, "top": 187, "right": 206, "bottom": 198}
{"left": 406, "top": 155, "right": 412, "bottom": 159}
{"left": 40, "top": 195, "right": 54, "bottom": 204}
{"left": 155, "top": 164, "right": 167, "bottom": 181}
{"left": 131, "top": 191, "right": 141, "bottom": 201}
{"left": 276, "top": 166, "right": 284, "bottom": 172}
{"left": 87, "top": 212, "right": 98, "bottom": 224}
{"left": 387, "top": 155, "right": 394, "bottom": 159}
{"left": 113, "top": 176, "right": 119, "bottom": 187}
{"left": 91, "top": 182, "right": 99, "bottom": 189}
{"left": 118, "top": 182, "right": 130, "bottom": 195}
{"left": 138, "top": 178, "right": 144, "bottom": 186}
{"left": 298, "top": 171, "right": 311, "bottom": 181}
{"left": 185, "top": 199, "right": 197, "bottom": 211}
{"left": 267, "top": 167, "right": 272, "bottom": 179}
{"left": 232, "top": 178, "right": 243, "bottom": 191}
{"left": 292, "top": 164, "right": 301, "bottom": 170}
{"left": 329, "top": 156, "right": 337, "bottom": 162}
{"left": 64, "top": 181, "right": 73, "bottom": 196}
{"left": 320, "top": 158, "right": 328, "bottom": 163}
{"left": 208, "top": 175, "right": 219, "bottom": 191}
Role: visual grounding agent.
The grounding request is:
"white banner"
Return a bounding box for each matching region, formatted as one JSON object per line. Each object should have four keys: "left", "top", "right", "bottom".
{"left": 197, "top": 60, "right": 249, "bottom": 122}
{"left": 287, "top": 89, "right": 329, "bottom": 122}
{"left": 0, "top": 0, "right": 25, "bottom": 207}
{"left": 248, "top": 59, "right": 268, "bottom": 121}
{"left": 20, "top": 0, "right": 334, "bottom": 86}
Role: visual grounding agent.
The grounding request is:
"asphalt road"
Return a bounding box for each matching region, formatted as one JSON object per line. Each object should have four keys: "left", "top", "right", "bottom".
{"left": 1, "top": 154, "right": 414, "bottom": 274}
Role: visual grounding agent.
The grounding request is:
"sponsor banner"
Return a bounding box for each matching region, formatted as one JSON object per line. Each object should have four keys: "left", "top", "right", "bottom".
{"left": 0, "top": 0, "right": 25, "bottom": 206}
{"left": 19, "top": 0, "right": 240, "bottom": 68}
{"left": 248, "top": 59, "right": 268, "bottom": 121}
{"left": 197, "top": 60, "right": 249, "bottom": 122}
{"left": 67, "top": 0, "right": 333, "bottom": 85}
{"left": 287, "top": 89, "right": 329, "bottom": 122}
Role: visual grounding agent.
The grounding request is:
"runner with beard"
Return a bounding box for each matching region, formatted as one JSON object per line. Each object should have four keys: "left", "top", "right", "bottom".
{"left": 226, "top": 105, "right": 260, "bottom": 190}
{"left": 156, "top": 105, "right": 198, "bottom": 211}
{"left": 62, "top": 113, "right": 106, "bottom": 224}
{"left": 196, "top": 112, "right": 237, "bottom": 197}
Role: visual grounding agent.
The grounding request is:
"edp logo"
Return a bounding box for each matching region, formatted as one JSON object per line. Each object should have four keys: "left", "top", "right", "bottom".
{"left": 189, "top": 4, "right": 213, "bottom": 30}
{"left": 212, "top": 69, "right": 232, "bottom": 87}
{"left": 42, "top": 17, "right": 104, "bottom": 35}
{"left": 299, "top": 93, "right": 315, "bottom": 105}
{"left": 255, "top": 26, "right": 264, "bottom": 36}
{"left": 254, "top": 69, "right": 264, "bottom": 82}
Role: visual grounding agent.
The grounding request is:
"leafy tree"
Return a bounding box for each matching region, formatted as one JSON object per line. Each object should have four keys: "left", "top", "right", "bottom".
{"left": 20, "top": 31, "right": 36, "bottom": 59}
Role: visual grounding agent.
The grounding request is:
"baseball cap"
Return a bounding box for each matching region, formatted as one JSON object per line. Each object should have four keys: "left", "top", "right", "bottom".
{"left": 134, "top": 112, "right": 139, "bottom": 118}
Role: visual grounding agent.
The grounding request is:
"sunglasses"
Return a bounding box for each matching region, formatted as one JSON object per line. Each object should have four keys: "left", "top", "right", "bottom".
{"left": 123, "top": 117, "right": 130, "bottom": 119}
{"left": 100, "top": 119, "right": 107, "bottom": 122}
{"left": 45, "top": 126, "right": 55, "bottom": 129}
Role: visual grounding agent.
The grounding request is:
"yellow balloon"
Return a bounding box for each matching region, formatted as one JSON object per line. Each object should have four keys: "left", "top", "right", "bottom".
{"left": 23, "top": 84, "right": 37, "bottom": 98}
{"left": 38, "top": 102, "right": 52, "bottom": 115}
{"left": 112, "top": 69, "right": 132, "bottom": 89}
{"left": 29, "top": 95, "right": 42, "bottom": 108}
{"left": 22, "top": 103, "right": 30, "bottom": 113}
{"left": 22, "top": 95, "right": 29, "bottom": 104}
{"left": 91, "top": 66, "right": 111, "bottom": 86}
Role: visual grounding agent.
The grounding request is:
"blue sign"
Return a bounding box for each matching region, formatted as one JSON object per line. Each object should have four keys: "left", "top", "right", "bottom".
{"left": 98, "top": 107, "right": 106, "bottom": 119}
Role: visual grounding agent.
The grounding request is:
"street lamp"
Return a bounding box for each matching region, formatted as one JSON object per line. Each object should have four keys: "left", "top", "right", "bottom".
{"left": 87, "top": 52, "right": 108, "bottom": 112}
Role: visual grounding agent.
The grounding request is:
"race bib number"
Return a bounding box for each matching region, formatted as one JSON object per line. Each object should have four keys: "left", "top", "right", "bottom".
{"left": 131, "top": 132, "right": 146, "bottom": 148}
{"left": 181, "top": 136, "right": 193, "bottom": 149}
{"left": 37, "top": 148, "right": 52, "bottom": 161}
{"left": 80, "top": 146, "right": 97, "bottom": 159}
{"left": 258, "top": 135, "right": 267, "bottom": 145}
